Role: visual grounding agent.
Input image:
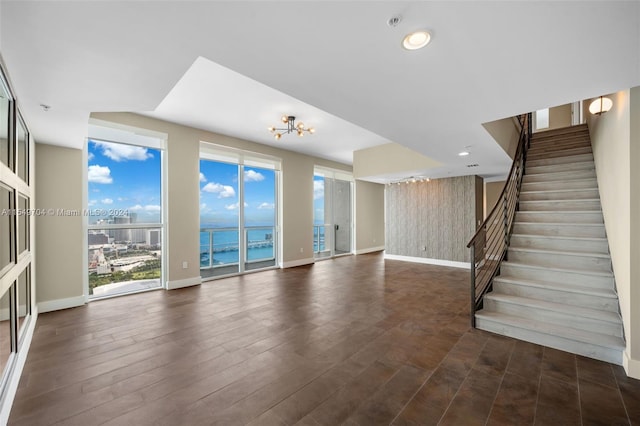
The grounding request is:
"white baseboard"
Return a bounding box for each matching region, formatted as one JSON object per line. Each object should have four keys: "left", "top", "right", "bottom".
{"left": 37, "top": 295, "right": 85, "bottom": 313}
{"left": 0, "top": 306, "right": 38, "bottom": 425}
{"left": 623, "top": 350, "right": 640, "bottom": 379}
{"left": 384, "top": 253, "right": 471, "bottom": 269}
{"left": 355, "top": 246, "right": 385, "bottom": 255}
{"left": 282, "top": 258, "right": 315, "bottom": 268}
{"left": 167, "top": 276, "right": 202, "bottom": 290}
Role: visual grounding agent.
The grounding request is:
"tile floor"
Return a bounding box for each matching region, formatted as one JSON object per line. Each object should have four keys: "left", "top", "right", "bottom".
{"left": 9, "top": 253, "right": 640, "bottom": 425}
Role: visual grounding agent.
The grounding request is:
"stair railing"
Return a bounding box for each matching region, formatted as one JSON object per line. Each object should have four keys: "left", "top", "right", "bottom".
{"left": 467, "top": 112, "right": 532, "bottom": 327}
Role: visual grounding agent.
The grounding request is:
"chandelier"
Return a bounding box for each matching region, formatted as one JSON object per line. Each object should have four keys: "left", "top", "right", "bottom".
{"left": 268, "top": 115, "right": 315, "bottom": 140}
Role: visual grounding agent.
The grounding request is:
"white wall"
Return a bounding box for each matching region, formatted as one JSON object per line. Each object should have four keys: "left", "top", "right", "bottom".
{"left": 482, "top": 118, "right": 520, "bottom": 159}
{"left": 587, "top": 87, "right": 640, "bottom": 378}
{"left": 355, "top": 180, "right": 385, "bottom": 254}
{"left": 548, "top": 103, "right": 572, "bottom": 130}
{"left": 484, "top": 180, "right": 505, "bottom": 219}
{"left": 35, "top": 143, "right": 84, "bottom": 310}
{"left": 353, "top": 142, "right": 441, "bottom": 181}
{"left": 631, "top": 87, "right": 640, "bottom": 371}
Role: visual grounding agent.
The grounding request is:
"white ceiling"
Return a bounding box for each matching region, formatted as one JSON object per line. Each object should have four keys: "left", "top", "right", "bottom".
{"left": 1, "top": 1, "right": 638, "bottom": 182}
{"left": 141, "top": 56, "right": 391, "bottom": 165}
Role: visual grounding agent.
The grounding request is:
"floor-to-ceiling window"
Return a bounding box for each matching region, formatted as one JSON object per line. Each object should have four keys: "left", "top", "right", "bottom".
{"left": 200, "top": 144, "right": 279, "bottom": 279}
{"left": 313, "top": 168, "right": 353, "bottom": 260}
{"left": 86, "top": 136, "right": 165, "bottom": 299}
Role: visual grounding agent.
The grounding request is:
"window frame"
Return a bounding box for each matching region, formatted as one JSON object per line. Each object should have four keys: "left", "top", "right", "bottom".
{"left": 85, "top": 135, "right": 167, "bottom": 300}
{"left": 199, "top": 142, "right": 281, "bottom": 277}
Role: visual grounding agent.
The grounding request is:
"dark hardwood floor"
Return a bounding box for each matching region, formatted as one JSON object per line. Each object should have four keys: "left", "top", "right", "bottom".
{"left": 9, "top": 253, "right": 640, "bottom": 425}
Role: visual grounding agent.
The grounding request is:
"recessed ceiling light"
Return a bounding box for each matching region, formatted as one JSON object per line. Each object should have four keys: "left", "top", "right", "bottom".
{"left": 458, "top": 151, "right": 470, "bottom": 156}
{"left": 402, "top": 30, "right": 431, "bottom": 50}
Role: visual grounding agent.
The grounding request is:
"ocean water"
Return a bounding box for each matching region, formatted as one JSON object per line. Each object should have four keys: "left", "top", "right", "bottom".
{"left": 199, "top": 225, "right": 275, "bottom": 266}
{"left": 199, "top": 224, "right": 326, "bottom": 267}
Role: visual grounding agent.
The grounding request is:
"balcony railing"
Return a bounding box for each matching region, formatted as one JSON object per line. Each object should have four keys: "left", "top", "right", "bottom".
{"left": 313, "top": 224, "right": 330, "bottom": 258}
{"left": 200, "top": 226, "right": 275, "bottom": 269}
{"left": 246, "top": 226, "right": 276, "bottom": 263}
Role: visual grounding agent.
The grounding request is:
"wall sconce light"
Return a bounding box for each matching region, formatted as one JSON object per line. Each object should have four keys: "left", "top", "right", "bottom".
{"left": 589, "top": 96, "right": 613, "bottom": 115}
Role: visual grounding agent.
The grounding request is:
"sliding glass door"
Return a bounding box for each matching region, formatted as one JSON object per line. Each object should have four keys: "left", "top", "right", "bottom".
{"left": 243, "top": 165, "right": 277, "bottom": 271}
{"left": 313, "top": 168, "right": 353, "bottom": 260}
{"left": 199, "top": 161, "right": 240, "bottom": 276}
{"left": 200, "top": 145, "right": 279, "bottom": 279}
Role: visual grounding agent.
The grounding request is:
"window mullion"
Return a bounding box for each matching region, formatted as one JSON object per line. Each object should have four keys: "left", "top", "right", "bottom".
{"left": 238, "top": 164, "right": 245, "bottom": 273}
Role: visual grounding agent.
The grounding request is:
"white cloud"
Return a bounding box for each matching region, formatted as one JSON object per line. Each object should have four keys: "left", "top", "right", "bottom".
{"left": 314, "top": 180, "right": 324, "bottom": 200}
{"left": 199, "top": 172, "right": 207, "bottom": 183}
{"left": 258, "top": 202, "right": 275, "bottom": 210}
{"left": 93, "top": 141, "right": 153, "bottom": 162}
{"left": 129, "top": 204, "right": 160, "bottom": 213}
{"left": 87, "top": 152, "right": 95, "bottom": 161}
{"left": 88, "top": 165, "right": 113, "bottom": 184}
{"left": 202, "top": 182, "right": 236, "bottom": 198}
{"left": 101, "top": 198, "right": 113, "bottom": 205}
{"left": 117, "top": 197, "right": 126, "bottom": 202}
{"left": 200, "top": 203, "right": 207, "bottom": 209}
{"left": 244, "top": 170, "right": 265, "bottom": 182}
{"left": 224, "top": 202, "right": 248, "bottom": 210}
{"left": 88, "top": 199, "right": 97, "bottom": 206}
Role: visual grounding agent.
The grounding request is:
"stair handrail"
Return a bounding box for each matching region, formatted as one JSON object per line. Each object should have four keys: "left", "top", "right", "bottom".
{"left": 467, "top": 112, "right": 532, "bottom": 326}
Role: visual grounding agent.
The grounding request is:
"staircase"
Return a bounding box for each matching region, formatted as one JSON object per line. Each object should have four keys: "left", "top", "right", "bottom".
{"left": 475, "top": 124, "right": 625, "bottom": 365}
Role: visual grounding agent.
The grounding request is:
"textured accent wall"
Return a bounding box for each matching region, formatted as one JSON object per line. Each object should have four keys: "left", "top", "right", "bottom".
{"left": 385, "top": 175, "right": 480, "bottom": 262}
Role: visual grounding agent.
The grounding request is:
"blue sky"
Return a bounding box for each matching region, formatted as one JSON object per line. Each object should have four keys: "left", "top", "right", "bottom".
{"left": 199, "top": 160, "right": 275, "bottom": 226}
{"left": 88, "top": 141, "right": 277, "bottom": 227}
{"left": 314, "top": 175, "right": 325, "bottom": 225}
{"left": 88, "top": 139, "right": 161, "bottom": 223}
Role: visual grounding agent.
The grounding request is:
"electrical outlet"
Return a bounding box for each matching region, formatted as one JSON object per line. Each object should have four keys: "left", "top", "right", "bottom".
{"left": 182, "top": 261, "right": 188, "bottom": 269}
{"left": 300, "top": 247, "right": 304, "bottom": 253}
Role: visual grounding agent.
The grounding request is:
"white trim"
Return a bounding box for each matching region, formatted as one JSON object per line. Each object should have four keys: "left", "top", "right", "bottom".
{"left": 314, "top": 165, "right": 353, "bottom": 182}
{"left": 82, "top": 140, "right": 89, "bottom": 303}
{"left": 623, "top": 350, "right": 640, "bottom": 379}
{"left": 88, "top": 118, "right": 168, "bottom": 149}
{"left": 282, "top": 258, "right": 315, "bottom": 268}
{"left": 355, "top": 246, "right": 385, "bottom": 255}
{"left": 200, "top": 141, "right": 282, "bottom": 171}
{"left": 167, "top": 276, "right": 202, "bottom": 290}
{"left": 384, "top": 253, "right": 470, "bottom": 269}
{"left": 37, "top": 295, "right": 85, "bottom": 313}
{"left": 0, "top": 306, "right": 38, "bottom": 425}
